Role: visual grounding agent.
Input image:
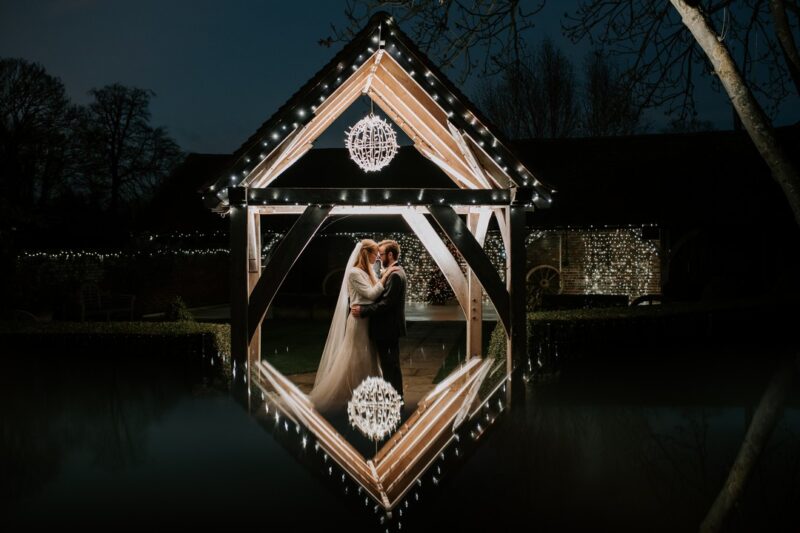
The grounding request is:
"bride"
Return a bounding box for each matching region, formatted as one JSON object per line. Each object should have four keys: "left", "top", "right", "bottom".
{"left": 308, "top": 239, "right": 399, "bottom": 412}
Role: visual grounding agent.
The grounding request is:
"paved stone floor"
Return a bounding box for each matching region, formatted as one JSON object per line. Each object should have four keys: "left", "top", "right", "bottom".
{"left": 289, "top": 320, "right": 466, "bottom": 408}
{"left": 170, "top": 301, "right": 497, "bottom": 411}
{"left": 148, "top": 302, "right": 498, "bottom": 323}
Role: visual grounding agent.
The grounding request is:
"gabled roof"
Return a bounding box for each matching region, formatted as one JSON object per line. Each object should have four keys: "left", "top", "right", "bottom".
{"left": 202, "top": 11, "right": 554, "bottom": 213}
{"left": 172, "top": 125, "right": 799, "bottom": 231}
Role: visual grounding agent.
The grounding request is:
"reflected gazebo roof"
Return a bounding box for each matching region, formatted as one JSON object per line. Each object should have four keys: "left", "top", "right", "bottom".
{"left": 250, "top": 356, "right": 497, "bottom": 512}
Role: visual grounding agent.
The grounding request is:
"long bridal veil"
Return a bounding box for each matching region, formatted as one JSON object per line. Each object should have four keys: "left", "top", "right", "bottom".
{"left": 311, "top": 241, "right": 362, "bottom": 391}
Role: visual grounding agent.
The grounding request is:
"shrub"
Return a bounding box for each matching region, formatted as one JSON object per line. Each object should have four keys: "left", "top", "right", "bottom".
{"left": 165, "top": 295, "right": 194, "bottom": 321}
{"left": 0, "top": 321, "right": 230, "bottom": 362}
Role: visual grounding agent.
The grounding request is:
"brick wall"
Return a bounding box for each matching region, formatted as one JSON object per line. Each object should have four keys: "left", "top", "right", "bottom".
{"left": 528, "top": 228, "right": 662, "bottom": 302}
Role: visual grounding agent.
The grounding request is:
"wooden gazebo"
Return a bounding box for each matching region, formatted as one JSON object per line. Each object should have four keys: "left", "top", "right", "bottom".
{"left": 203, "top": 12, "right": 553, "bottom": 511}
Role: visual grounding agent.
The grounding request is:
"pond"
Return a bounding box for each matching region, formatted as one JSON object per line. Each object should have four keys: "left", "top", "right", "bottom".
{"left": 2, "top": 339, "right": 798, "bottom": 531}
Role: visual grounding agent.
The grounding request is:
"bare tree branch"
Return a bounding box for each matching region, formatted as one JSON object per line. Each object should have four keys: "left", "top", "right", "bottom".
{"left": 770, "top": 0, "right": 800, "bottom": 94}
{"left": 327, "top": 0, "right": 545, "bottom": 81}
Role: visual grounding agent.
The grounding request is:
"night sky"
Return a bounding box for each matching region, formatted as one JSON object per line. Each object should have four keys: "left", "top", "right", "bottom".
{"left": 2, "top": 0, "right": 793, "bottom": 155}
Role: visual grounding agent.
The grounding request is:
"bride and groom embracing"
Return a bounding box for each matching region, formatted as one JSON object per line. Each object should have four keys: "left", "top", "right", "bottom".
{"left": 308, "top": 239, "right": 407, "bottom": 413}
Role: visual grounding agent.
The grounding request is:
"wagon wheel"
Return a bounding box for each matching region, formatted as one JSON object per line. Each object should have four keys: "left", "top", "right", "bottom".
{"left": 526, "top": 265, "right": 562, "bottom": 310}
{"left": 630, "top": 294, "right": 663, "bottom": 306}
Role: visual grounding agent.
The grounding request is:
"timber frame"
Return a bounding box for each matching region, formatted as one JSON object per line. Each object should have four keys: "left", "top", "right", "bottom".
{"left": 205, "top": 11, "right": 552, "bottom": 511}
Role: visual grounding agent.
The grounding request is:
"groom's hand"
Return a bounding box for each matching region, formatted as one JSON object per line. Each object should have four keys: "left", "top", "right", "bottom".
{"left": 351, "top": 305, "right": 362, "bottom": 317}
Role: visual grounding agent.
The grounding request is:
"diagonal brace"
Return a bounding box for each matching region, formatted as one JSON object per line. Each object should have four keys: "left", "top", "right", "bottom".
{"left": 248, "top": 205, "right": 332, "bottom": 339}
{"left": 427, "top": 205, "right": 511, "bottom": 333}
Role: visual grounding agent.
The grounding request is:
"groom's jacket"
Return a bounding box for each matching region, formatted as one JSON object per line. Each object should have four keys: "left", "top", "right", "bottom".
{"left": 360, "top": 264, "right": 407, "bottom": 340}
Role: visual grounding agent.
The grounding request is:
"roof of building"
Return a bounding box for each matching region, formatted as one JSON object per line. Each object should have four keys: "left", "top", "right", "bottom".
{"left": 517, "top": 126, "right": 800, "bottom": 228}
{"left": 200, "top": 11, "right": 555, "bottom": 213}
{"left": 163, "top": 125, "right": 798, "bottom": 232}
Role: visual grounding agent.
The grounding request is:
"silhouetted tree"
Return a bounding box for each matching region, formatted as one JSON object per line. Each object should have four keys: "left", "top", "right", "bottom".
{"left": 770, "top": 0, "right": 800, "bottom": 94}
{"left": 330, "top": 0, "right": 546, "bottom": 81}
{"left": 478, "top": 38, "right": 580, "bottom": 139}
{"left": 582, "top": 50, "right": 643, "bottom": 136}
{"left": 478, "top": 42, "right": 642, "bottom": 139}
{"left": 76, "top": 84, "right": 182, "bottom": 216}
{"left": 565, "top": 0, "right": 800, "bottom": 228}
{"left": 661, "top": 116, "right": 716, "bottom": 134}
{"left": 0, "top": 58, "right": 79, "bottom": 218}
{"left": 339, "top": 3, "right": 800, "bottom": 227}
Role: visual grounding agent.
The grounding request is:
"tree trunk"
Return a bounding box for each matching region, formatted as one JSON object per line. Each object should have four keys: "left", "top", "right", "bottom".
{"left": 769, "top": 0, "right": 800, "bottom": 96}
{"left": 110, "top": 161, "right": 120, "bottom": 215}
{"left": 670, "top": 0, "right": 800, "bottom": 231}
{"left": 699, "top": 355, "right": 798, "bottom": 533}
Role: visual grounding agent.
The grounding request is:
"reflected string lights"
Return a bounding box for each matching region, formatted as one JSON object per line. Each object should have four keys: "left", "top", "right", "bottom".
{"left": 248, "top": 357, "right": 508, "bottom": 527}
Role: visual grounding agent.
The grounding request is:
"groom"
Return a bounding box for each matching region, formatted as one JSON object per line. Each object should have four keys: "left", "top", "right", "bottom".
{"left": 351, "top": 239, "right": 407, "bottom": 401}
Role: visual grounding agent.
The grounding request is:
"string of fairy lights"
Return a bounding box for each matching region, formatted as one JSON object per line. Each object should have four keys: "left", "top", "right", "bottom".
{"left": 305, "top": 231, "right": 508, "bottom": 304}
{"left": 580, "top": 227, "right": 661, "bottom": 300}
{"left": 203, "top": 14, "right": 555, "bottom": 210}
{"left": 17, "top": 226, "right": 661, "bottom": 303}
{"left": 249, "top": 364, "right": 511, "bottom": 530}
{"left": 18, "top": 248, "right": 230, "bottom": 262}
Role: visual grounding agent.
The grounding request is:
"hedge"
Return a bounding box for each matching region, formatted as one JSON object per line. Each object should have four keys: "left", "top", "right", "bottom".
{"left": 0, "top": 320, "right": 231, "bottom": 362}
{"left": 486, "top": 295, "right": 795, "bottom": 375}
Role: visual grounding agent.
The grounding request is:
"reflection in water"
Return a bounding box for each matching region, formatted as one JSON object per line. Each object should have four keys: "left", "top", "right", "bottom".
{"left": 249, "top": 355, "right": 501, "bottom": 516}
{"left": 2, "top": 347, "right": 798, "bottom": 530}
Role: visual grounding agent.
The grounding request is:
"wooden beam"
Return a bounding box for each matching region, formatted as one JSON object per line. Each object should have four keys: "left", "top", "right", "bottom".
{"left": 378, "top": 52, "right": 449, "bottom": 127}
{"left": 497, "top": 206, "right": 512, "bottom": 371}
{"left": 277, "top": 66, "right": 371, "bottom": 155}
{"left": 464, "top": 134, "right": 518, "bottom": 188}
{"left": 251, "top": 205, "right": 489, "bottom": 215}
{"left": 473, "top": 208, "right": 492, "bottom": 244}
{"left": 246, "top": 60, "right": 373, "bottom": 189}
{"left": 369, "top": 74, "right": 481, "bottom": 189}
{"left": 365, "top": 88, "right": 437, "bottom": 156}
{"left": 362, "top": 49, "right": 385, "bottom": 94}
{"left": 448, "top": 122, "right": 494, "bottom": 189}
{"left": 466, "top": 210, "right": 492, "bottom": 359}
{"left": 508, "top": 204, "right": 528, "bottom": 407}
{"left": 367, "top": 87, "right": 483, "bottom": 192}
{"left": 401, "top": 212, "right": 469, "bottom": 317}
{"left": 255, "top": 355, "right": 492, "bottom": 512}
{"left": 247, "top": 209, "right": 262, "bottom": 368}
{"left": 368, "top": 77, "right": 481, "bottom": 189}
{"left": 255, "top": 142, "right": 314, "bottom": 187}
{"left": 428, "top": 205, "right": 511, "bottom": 334}
{"left": 493, "top": 207, "right": 510, "bottom": 254}
{"left": 243, "top": 126, "right": 304, "bottom": 188}
{"left": 314, "top": 52, "right": 375, "bottom": 117}
{"left": 252, "top": 361, "right": 380, "bottom": 499}
{"left": 230, "top": 195, "right": 250, "bottom": 369}
{"left": 246, "top": 187, "right": 516, "bottom": 206}
{"left": 414, "top": 144, "right": 480, "bottom": 190}
{"left": 247, "top": 205, "right": 332, "bottom": 340}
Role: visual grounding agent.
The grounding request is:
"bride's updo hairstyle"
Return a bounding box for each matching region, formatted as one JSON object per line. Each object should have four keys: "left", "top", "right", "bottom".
{"left": 353, "top": 239, "right": 379, "bottom": 285}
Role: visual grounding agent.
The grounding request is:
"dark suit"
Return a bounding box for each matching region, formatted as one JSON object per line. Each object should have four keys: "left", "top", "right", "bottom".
{"left": 360, "top": 264, "right": 407, "bottom": 399}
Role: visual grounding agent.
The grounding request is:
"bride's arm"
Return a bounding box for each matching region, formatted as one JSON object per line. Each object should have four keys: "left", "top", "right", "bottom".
{"left": 359, "top": 273, "right": 403, "bottom": 317}
{"left": 349, "top": 269, "right": 384, "bottom": 301}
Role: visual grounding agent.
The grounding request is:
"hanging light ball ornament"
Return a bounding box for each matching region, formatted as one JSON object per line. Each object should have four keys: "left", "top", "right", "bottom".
{"left": 347, "top": 376, "right": 403, "bottom": 441}
{"left": 345, "top": 113, "right": 398, "bottom": 172}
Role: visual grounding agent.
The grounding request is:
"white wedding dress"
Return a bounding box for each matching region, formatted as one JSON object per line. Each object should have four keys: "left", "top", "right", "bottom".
{"left": 308, "top": 262, "right": 384, "bottom": 412}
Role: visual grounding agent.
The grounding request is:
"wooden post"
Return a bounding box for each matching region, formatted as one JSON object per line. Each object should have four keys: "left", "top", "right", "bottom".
{"left": 507, "top": 198, "right": 528, "bottom": 407}
{"left": 229, "top": 188, "right": 250, "bottom": 378}
{"left": 247, "top": 209, "right": 262, "bottom": 370}
{"left": 466, "top": 210, "right": 491, "bottom": 360}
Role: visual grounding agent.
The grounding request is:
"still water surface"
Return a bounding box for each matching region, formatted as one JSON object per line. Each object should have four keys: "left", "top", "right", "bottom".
{"left": 2, "top": 345, "right": 797, "bottom": 531}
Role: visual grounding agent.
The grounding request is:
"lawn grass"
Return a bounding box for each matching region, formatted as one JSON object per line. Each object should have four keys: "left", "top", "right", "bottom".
{"left": 260, "top": 319, "right": 328, "bottom": 375}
